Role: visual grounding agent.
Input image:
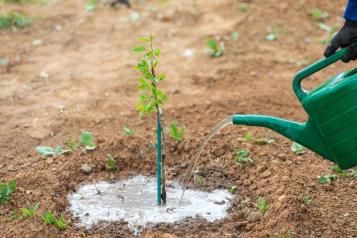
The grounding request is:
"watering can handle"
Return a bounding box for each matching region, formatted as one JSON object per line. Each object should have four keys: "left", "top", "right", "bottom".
{"left": 293, "top": 48, "right": 348, "bottom": 101}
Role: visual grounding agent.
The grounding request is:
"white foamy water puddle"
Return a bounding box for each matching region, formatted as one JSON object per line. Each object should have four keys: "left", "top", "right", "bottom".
{"left": 68, "top": 176, "right": 232, "bottom": 233}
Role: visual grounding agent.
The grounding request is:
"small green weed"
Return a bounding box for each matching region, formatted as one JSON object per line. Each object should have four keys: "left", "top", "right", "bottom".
{"left": 36, "top": 146, "right": 70, "bottom": 157}
{"left": 41, "top": 211, "right": 68, "bottom": 230}
{"left": 244, "top": 131, "right": 254, "bottom": 141}
{"left": 319, "top": 174, "right": 337, "bottom": 184}
{"left": 19, "top": 203, "right": 40, "bottom": 218}
{"left": 122, "top": 126, "right": 135, "bottom": 137}
{"left": 329, "top": 165, "right": 356, "bottom": 178}
{"left": 0, "top": 181, "right": 16, "bottom": 204}
{"left": 243, "top": 131, "right": 274, "bottom": 145}
{"left": 106, "top": 155, "right": 117, "bottom": 172}
{"left": 80, "top": 131, "right": 96, "bottom": 150}
{"left": 291, "top": 142, "right": 305, "bottom": 155}
{"left": 235, "top": 149, "right": 253, "bottom": 165}
{"left": 265, "top": 26, "right": 285, "bottom": 41}
{"left": 85, "top": 0, "right": 97, "bottom": 12}
{"left": 206, "top": 39, "right": 224, "bottom": 57}
{"left": 0, "top": 12, "right": 32, "bottom": 30}
{"left": 257, "top": 197, "right": 270, "bottom": 215}
{"left": 238, "top": 3, "right": 248, "bottom": 12}
{"left": 309, "top": 8, "right": 329, "bottom": 21}
{"left": 227, "top": 186, "right": 237, "bottom": 194}
{"left": 168, "top": 121, "right": 185, "bottom": 142}
{"left": 302, "top": 195, "right": 312, "bottom": 205}
{"left": 65, "top": 138, "right": 78, "bottom": 152}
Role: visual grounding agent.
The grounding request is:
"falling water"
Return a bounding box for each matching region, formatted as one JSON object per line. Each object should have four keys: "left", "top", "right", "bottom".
{"left": 178, "top": 116, "right": 233, "bottom": 204}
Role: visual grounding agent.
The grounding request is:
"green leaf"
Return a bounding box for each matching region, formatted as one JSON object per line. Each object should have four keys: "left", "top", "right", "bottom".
{"left": 36, "top": 146, "right": 70, "bottom": 157}
{"left": 319, "top": 174, "right": 337, "bottom": 184}
{"left": 231, "top": 31, "right": 239, "bottom": 41}
{"left": 168, "top": 121, "right": 185, "bottom": 142}
{"left": 265, "top": 33, "right": 277, "bottom": 41}
{"left": 0, "top": 180, "right": 16, "bottom": 204}
{"left": 80, "top": 131, "right": 96, "bottom": 150}
{"left": 138, "top": 36, "right": 150, "bottom": 42}
{"left": 132, "top": 46, "right": 146, "bottom": 53}
{"left": 154, "top": 48, "right": 160, "bottom": 57}
{"left": 106, "top": 155, "right": 117, "bottom": 172}
{"left": 257, "top": 197, "right": 270, "bottom": 215}
{"left": 317, "top": 23, "right": 332, "bottom": 32}
{"left": 244, "top": 131, "right": 254, "bottom": 141}
{"left": 36, "top": 146, "right": 55, "bottom": 156}
{"left": 122, "top": 127, "right": 135, "bottom": 136}
{"left": 291, "top": 142, "right": 305, "bottom": 155}
{"left": 235, "top": 149, "right": 253, "bottom": 165}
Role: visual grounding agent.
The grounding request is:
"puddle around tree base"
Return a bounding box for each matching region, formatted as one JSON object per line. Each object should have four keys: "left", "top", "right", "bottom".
{"left": 68, "top": 175, "right": 232, "bottom": 233}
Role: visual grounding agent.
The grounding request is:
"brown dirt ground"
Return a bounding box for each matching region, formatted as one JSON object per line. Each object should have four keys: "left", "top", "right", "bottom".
{"left": 0, "top": 0, "right": 356, "bottom": 237}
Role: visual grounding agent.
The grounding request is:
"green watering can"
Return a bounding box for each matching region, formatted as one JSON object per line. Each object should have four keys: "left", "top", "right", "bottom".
{"left": 232, "top": 48, "right": 357, "bottom": 169}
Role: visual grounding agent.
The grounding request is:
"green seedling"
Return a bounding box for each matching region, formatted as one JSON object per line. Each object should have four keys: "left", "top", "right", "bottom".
{"left": 244, "top": 131, "right": 254, "bottom": 141}
{"left": 0, "top": 12, "right": 32, "bottom": 30}
{"left": 235, "top": 149, "right": 253, "bottom": 165}
{"left": 243, "top": 131, "right": 274, "bottom": 145}
{"left": 206, "top": 39, "right": 224, "bottom": 57}
{"left": 168, "top": 120, "right": 185, "bottom": 142}
{"left": 65, "top": 138, "right": 78, "bottom": 152}
{"left": 265, "top": 26, "right": 286, "bottom": 41}
{"left": 231, "top": 31, "right": 239, "bottom": 41}
{"left": 19, "top": 203, "right": 40, "bottom": 218}
{"left": 309, "top": 8, "right": 329, "bottom": 21}
{"left": 329, "top": 165, "right": 356, "bottom": 178}
{"left": 319, "top": 174, "right": 337, "bottom": 184}
{"left": 36, "top": 146, "right": 70, "bottom": 157}
{"left": 302, "top": 195, "right": 312, "bottom": 205}
{"left": 133, "top": 34, "right": 168, "bottom": 205}
{"left": 122, "top": 126, "right": 135, "bottom": 137}
{"left": 85, "top": 0, "right": 97, "bottom": 12}
{"left": 227, "top": 186, "right": 237, "bottom": 194}
{"left": 291, "top": 142, "right": 305, "bottom": 155}
{"left": 0, "top": 181, "right": 16, "bottom": 204}
{"left": 238, "top": 3, "right": 248, "bottom": 12}
{"left": 80, "top": 131, "right": 96, "bottom": 150}
{"left": 257, "top": 197, "right": 270, "bottom": 215}
{"left": 106, "top": 155, "right": 117, "bottom": 172}
{"left": 0, "top": 58, "right": 9, "bottom": 66}
{"left": 193, "top": 173, "right": 205, "bottom": 185}
{"left": 317, "top": 23, "right": 338, "bottom": 45}
{"left": 41, "top": 211, "right": 68, "bottom": 230}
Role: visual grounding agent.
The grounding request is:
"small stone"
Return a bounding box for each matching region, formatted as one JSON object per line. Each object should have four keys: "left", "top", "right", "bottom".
{"left": 26, "top": 190, "right": 31, "bottom": 195}
{"left": 32, "top": 39, "right": 43, "bottom": 46}
{"left": 243, "top": 179, "right": 251, "bottom": 186}
{"left": 246, "top": 211, "right": 263, "bottom": 222}
{"left": 81, "top": 164, "right": 93, "bottom": 174}
{"left": 261, "top": 170, "right": 271, "bottom": 178}
{"left": 278, "top": 195, "right": 286, "bottom": 202}
{"left": 281, "top": 176, "right": 290, "bottom": 182}
{"left": 46, "top": 158, "right": 54, "bottom": 165}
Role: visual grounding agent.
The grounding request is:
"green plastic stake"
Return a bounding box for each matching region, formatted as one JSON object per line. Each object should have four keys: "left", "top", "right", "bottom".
{"left": 157, "top": 118, "right": 162, "bottom": 206}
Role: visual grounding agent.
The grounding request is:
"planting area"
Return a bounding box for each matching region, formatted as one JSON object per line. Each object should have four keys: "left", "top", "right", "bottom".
{"left": 0, "top": 0, "right": 356, "bottom": 237}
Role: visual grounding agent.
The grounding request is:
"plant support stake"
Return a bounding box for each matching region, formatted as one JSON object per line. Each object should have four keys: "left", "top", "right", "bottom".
{"left": 156, "top": 117, "right": 162, "bottom": 205}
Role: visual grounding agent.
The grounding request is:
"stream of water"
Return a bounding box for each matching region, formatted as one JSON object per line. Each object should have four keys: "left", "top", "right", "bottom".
{"left": 178, "top": 116, "right": 233, "bottom": 205}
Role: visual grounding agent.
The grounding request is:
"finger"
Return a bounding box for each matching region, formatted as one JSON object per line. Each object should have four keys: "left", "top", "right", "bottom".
{"left": 342, "top": 54, "right": 350, "bottom": 63}
{"left": 324, "top": 36, "right": 341, "bottom": 57}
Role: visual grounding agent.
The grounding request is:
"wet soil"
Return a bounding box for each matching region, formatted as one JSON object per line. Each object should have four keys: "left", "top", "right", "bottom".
{"left": 0, "top": 0, "right": 356, "bottom": 237}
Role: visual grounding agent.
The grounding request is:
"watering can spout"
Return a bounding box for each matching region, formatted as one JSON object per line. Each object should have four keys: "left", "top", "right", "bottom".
{"left": 232, "top": 115, "right": 333, "bottom": 162}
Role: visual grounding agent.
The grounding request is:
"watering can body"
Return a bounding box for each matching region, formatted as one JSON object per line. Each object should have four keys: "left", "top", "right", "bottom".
{"left": 232, "top": 48, "right": 357, "bottom": 169}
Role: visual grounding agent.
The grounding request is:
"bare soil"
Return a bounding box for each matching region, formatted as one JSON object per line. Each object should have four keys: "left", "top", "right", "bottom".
{"left": 0, "top": 0, "right": 356, "bottom": 237}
